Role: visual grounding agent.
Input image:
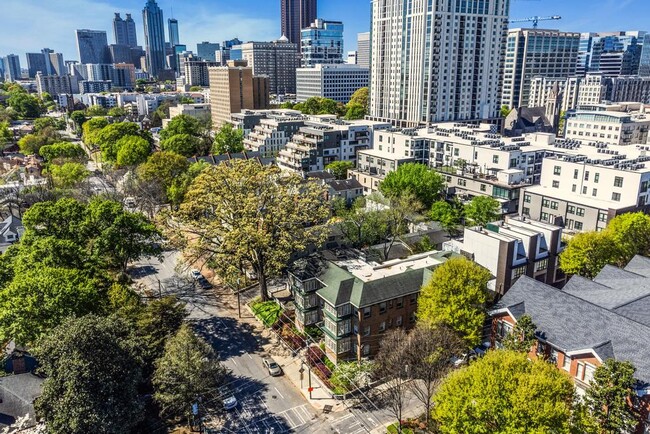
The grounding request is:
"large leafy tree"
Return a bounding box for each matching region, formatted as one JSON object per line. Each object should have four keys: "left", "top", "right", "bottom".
{"left": 585, "top": 359, "right": 640, "bottom": 433}
{"left": 349, "top": 87, "right": 369, "bottom": 112}
{"left": 137, "top": 151, "right": 190, "bottom": 198}
{"left": 160, "top": 114, "right": 204, "bottom": 141}
{"left": 0, "top": 121, "right": 12, "bottom": 145}
{"left": 559, "top": 212, "right": 650, "bottom": 278}
{"left": 115, "top": 135, "right": 152, "bottom": 167}
{"left": 34, "top": 315, "right": 144, "bottom": 434}
{"left": 379, "top": 163, "right": 445, "bottom": 208}
{"left": 212, "top": 123, "right": 244, "bottom": 155}
{"left": 48, "top": 162, "right": 89, "bottom": 189}
{"left": 429, "top": 200, "right": 463, "bottom": 237}
{"left": 95, "top": 122, "right": 151, "bottom": 162}
{"left": 81, "top": 116, "right": 109, "bottom": 146}
{"left": 39, "top": 142, "right": 87, "bottom": 163}
{"left": 432, "top": 350, "right": 575, "bottom": 433}
{"left": 325, "top": 160, "right": 354, "bottom": 180}
{"left": 417, "top": 256, "right": 492, "bottom": 347}
{"left": 179, "top": 160, "right": 329, "bottom": 301}
{"left": 0, "top": 266, "right": 102, "bottom": 345}
{"left": 161, "top": 133, "right": 201, "bottom": 157}
{"left": 7, "top": 92, "right": 43, "bottom": 118}
{"left": 153, "top": 324, "right": 228, "bottom": 421}
{"left": 464, "top": 195, "right": 501, "bottom": 227}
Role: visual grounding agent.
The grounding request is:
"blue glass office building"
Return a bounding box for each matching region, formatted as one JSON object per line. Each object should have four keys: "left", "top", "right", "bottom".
{"left": 143, "top": 0, "right": 166, "bottom": 77}
{"left": 300, "top": 19, "right": 344, "bottom": 68}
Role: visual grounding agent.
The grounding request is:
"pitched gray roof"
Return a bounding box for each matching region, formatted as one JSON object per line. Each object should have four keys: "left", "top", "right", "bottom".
{"left": 0, "top": 215, "right": 22, "bottom": 237}
{"left": 562, "top": 275, "right": 650, "bottom": 310}
{"left": 496, "top": 276, "right": 650, "bottom": 384}
{"left": 624, "top": 255, "right": 650, "bottom": 277}
{"left": 327, "top": 179, "right": 363, "bottom": 192}
{"left": 0, "top": 373, "right": 43, "bottom": 429}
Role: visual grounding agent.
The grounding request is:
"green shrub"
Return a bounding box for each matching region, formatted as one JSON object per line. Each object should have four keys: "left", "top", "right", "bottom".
{"left": 250, "top": 300, "right": 282, "bottom": 327}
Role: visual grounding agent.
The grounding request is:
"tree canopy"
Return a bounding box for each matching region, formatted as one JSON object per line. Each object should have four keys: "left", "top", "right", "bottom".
{"left": 39, "top": 142, "right": 87, "bottom": 163}
{"left": 161, "top": 133, "right": 201, "bottom": 157}
{"left": 379, "top": 163, "right": 445, "bottom": 208}
{"left": 560, "top": 212, "right": 650, "bottom": 278}
{"left": 212, "top": 123, "right": 244, "bottom": 155}
{"left": 429, "top": 200, "right": 462, "bottom": 237}
{"left": 325, "top": 160, "right": 354, "bottom": 180}
{"left": 179, "top": 160, "right": 329, "bottom": 300}
{"left": 7, "top": 91, "right": 44, "bottom": 119}
{"left": 464, "top": 196, "right": 501, "bottom": 227}
{"left": 585, "top": 359, "right": 640, "bottom": 433}
{"left": 417, "top": 256, "right": 492, "bottom": 347}
{"left": 153, "top": 324, "right": 228, "bottom": 421}
{"left": 115, "top": 135, "right": 152, "bottom": 167}
{"left": 94, "top": 122, "right": 152, "bottom": 162}
{"left": 432, "top": 350, "right": 576, "bottom": 433}
{"left": 34, "top": 315, "right": 144, "bottom": 434}
{"left": 48, "top": 162, "right": 90, "bottom": 189}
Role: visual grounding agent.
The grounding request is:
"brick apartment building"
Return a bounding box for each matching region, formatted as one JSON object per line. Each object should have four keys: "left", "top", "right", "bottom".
{"left": 490, "top": 255, "right": 650, "bottom": 432}
{"left": 288, "top": 250, "right": 455, "bottom": 364}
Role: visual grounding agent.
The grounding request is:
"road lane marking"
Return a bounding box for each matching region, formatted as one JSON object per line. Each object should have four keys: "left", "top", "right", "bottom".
{"left": 273, "top": 387, "right": 285, "bottom": 400}
{"left": 246, "top": 353, "right": 253, "bottom": 359}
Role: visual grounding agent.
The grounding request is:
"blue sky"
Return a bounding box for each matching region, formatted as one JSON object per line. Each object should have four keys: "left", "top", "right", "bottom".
{"left": 0, "top": 0, "right": 648, "bottom": 65}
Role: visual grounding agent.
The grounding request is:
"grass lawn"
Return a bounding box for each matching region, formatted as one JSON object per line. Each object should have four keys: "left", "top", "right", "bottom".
{"left": 250, "top": 299, "right": 282, "bottom": 327}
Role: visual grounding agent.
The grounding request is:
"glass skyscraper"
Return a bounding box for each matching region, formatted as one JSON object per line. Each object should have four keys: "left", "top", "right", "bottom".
{"left": 168, "top": 18, "right": 180, "bottom": 47}
{"left": 300, "top": 19, "right": 344, "bottom": 68}
{"left": 113, "top": 13, "right": 138, "bottom": 48}
{"left": 75, "top": 29, "right": 111, "bottom": 64}
{"left": 143, "top": 0, "right": 166, "bottom": 77}
{"left": 281, "top": 0, "right": 317, "bottom": 47}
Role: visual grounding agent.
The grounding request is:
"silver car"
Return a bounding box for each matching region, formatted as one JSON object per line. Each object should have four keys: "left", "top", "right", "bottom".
{"left": 219, "top": 386, "right": 237, "bottom": 410}
{"left": 263, "top": 357, "right": 282, "bottom": 376}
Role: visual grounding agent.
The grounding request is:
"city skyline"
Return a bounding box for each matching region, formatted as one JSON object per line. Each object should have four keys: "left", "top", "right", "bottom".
{"left": 3, "top": 0, "right": 650, "bottom": 67}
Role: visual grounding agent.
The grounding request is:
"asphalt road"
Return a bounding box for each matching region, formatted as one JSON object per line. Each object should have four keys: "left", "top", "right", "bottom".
{"left": 130, "top": 252, "right": 418, "bottom": 433}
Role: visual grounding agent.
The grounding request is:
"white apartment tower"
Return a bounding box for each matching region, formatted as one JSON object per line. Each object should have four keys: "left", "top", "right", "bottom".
{"left": 369, "top": 0, "right": 509, "bottom": 127}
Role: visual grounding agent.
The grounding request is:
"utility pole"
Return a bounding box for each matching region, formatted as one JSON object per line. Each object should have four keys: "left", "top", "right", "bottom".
{"left": 237, "top": 278, "right": 242, "bottom": 318}
{"left": 308, "top": 362, "right": 313, "bottom": 399}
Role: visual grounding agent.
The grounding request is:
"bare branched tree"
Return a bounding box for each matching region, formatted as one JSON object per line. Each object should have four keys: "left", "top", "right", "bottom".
{"left": 375, "top": 328, "right": 410, "bottom": 433}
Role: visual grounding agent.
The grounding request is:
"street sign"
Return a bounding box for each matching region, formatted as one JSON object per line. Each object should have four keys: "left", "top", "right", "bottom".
{"left": 298, "top": 367, "right": 305, "bottom": 373}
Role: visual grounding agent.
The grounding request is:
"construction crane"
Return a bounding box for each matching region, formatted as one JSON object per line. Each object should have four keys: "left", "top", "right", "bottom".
{"left": 510, "top": 15, "right": 561, "bottom": 29}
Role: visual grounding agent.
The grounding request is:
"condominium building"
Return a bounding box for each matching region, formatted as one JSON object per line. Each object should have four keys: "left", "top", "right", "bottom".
{"left": 369, "top": 0, "right": 509, "bottom": 126}
{"left": 26, "top": 49, "right": 65, "bottom": 78}
{"left": 502, "top": 29, "right": 580, "bottom": 109}
{"left": 521, "top": 142, "right": 650, "bottom": 232}
{"left": 243, "top": 112, "right": 307, "bottom": 157}
{"left": 208, "top": 60, "right": 269, "bottom": 127}
{"left": 238, "top": 38, "right": 299, "bottom": 95}
{"left": 529, "top": 76, "right": 581, "bottom": 115}
{"left": 277, "top": 118, "right": 389, "bottom": 175}
{"left": 36, "top": 73, "right": 79, "bottom": 97}
{"left": 351, "top": 123, "right": 547, "bottom": 213}
{"left": 288, "top": 250, "right": 452, "bottom": 363}
{"left": 577, "top": 75, "right": 650, "bottom": 106}
{"left": 162, "top": 104, "right": 211, "bottom": 128}
{"left": 79, "top": 80, "right": 112, "bottom": 94}
{"left": 565, "top": 104, "right": 650, "bottom": 146}
{"left": 296, "top": 64, "right": 369, "bottom": 103}
{"left": 300, "top": 19, "right": 344, "bottom": 68}
{"left": 356, "top": 32, "right": 370, "bottom": 69}
{"left": 443, "top": 216, "right": 565, "bottom": 295}
{"left": 184, "top": 59, "right": 219, "bottom": 87}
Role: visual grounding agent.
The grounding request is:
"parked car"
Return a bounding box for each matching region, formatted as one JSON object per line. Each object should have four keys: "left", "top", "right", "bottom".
{"left": 263, "top": 357, "right": 282, "bottom": 376}
{"left": 219, "top": 386, "right": 237, "bottom": 410}
{"left": 452, "top": 342, "right": 492, "bottom": 367}
{"left": 190, "top": 269, "right": 202, "bottom": 280}
{"left": 197, "top": 277, "right": 212, "bottom": 289}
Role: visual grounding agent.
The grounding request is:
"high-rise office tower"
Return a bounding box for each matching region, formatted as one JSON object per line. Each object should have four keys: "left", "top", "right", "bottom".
{"left": 26, "top": 52, "right": 48, "bottom": 78}
{"left": 370, "top": 0, "right": 509, "bottom": 126}
{"left": 576, "top": 31, "right": 645, "bottom": 77}
{"left": 356, "top": 32, "right": 370, "bottom": 69}
{"left": 239, "top": 37, "right": 299, "bottom": 95}
{"left": 501, "top": 28, "right": 580, "bottom": 109}
{"left": 300, "top": 19, "right": 344, "bottom": 67}
{"left": 197, "top": 42, "right": 220, "bottom": 62}
{"left": 114, "top": 13, "right": 138, "bottom": 48}
{"left": 281, "top": 0, "right": 317, "bottom": 46}
{"left": 76, "top": 29, "right": 111, "bottom": 64}
{"left": 168, "top": 18, "right": 180, "bottom": 46}
{"left": 3, "top": 55, "right": 22, "bottom": 82}
{"left": 143, "top": 0, "right": 166, "bottom": 77}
